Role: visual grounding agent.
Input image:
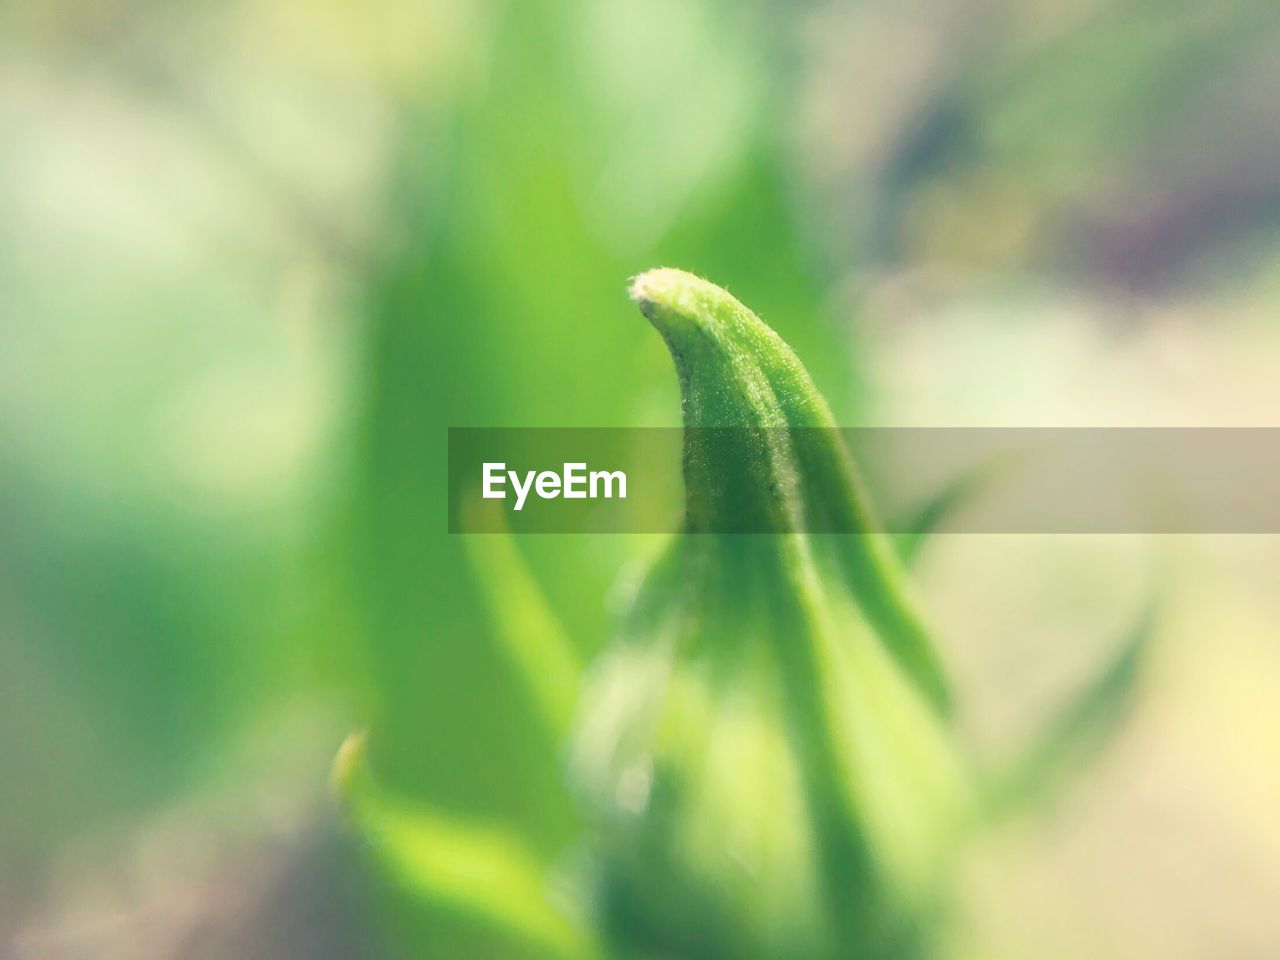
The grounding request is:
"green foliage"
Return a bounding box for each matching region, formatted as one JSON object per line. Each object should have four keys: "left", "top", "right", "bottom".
{"left": 343, "top": 4, "right": 851, "bottom": 952}
{"left": 336, "top": 733, "right": 601, "bottom": 960}
{"left": 344, "top": 271, "right": 1150, "bottom": 960}
{"left": 983, "top": 600, "right": 1158, "bottom": 822}
{"left": 575, "top": 270, "right": 971, "bottom": 959}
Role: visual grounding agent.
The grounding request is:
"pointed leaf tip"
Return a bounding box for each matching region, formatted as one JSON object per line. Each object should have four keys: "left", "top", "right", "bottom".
{"left": 627, "top": 266, "right": 698, "bottom": 311}
{"left": 625, "top": 267, "right": 952, "bottom": 711}
{"left": 628, "top": 268, "right": 747, "bottom": 338}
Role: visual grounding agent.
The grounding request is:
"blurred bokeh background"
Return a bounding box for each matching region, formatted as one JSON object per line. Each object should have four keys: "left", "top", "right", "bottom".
{"left": 3, "top": 0, "right": 1280, "bottom": 957}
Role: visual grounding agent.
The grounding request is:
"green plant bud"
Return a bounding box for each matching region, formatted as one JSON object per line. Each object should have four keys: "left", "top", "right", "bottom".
{"left": 571, "top": 270, "right": 974, "bottom": 960}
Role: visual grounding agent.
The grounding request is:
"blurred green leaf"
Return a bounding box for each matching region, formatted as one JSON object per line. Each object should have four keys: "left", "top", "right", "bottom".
{"left": 983, "top": 597, "right": 1158, "bottom": 822}
{"left": 462, "top": 506, "right": 583, "bottom": 739}
{"left": 893, "top": 457, "right": 1017, "bottom": 568}
{"left": 337, "top": 734, "right": 599, "bottom": 960}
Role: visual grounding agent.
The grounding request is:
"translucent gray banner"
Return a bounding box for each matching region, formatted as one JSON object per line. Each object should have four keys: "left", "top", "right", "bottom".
{"left": 448, "top": 428, "right": 1280, "bottom": 533}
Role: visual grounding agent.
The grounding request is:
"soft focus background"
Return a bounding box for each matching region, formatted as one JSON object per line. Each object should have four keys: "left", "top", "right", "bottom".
{"left": 4, "top": 1, "right": 1280, "bottom": 957}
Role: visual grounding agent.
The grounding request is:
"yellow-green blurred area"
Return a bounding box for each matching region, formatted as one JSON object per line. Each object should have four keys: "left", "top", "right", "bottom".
{"left": 2, "top": 0, "right": 1280, "bottom": 957}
